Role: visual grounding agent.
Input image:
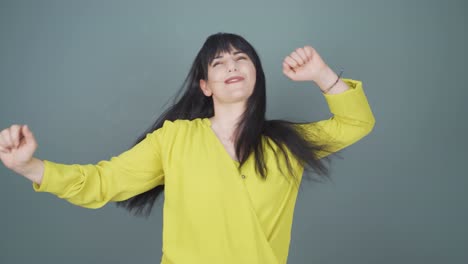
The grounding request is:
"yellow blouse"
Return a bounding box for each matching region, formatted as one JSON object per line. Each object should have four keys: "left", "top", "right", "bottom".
{"left": 33, "top": 78, "right": 375, "bottom": 264}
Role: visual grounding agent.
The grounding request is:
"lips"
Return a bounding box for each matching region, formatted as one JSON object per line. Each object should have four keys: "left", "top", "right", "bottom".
{"left": 224, "top": 76, "right": 245, "bottom": 84}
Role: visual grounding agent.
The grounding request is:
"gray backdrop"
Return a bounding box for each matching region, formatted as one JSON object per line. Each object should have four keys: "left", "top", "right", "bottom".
{"left": 1, "top": 0, "right": 466, "bottom": 263}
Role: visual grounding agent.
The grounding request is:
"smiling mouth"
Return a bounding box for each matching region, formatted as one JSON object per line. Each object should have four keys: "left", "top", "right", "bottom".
{"left": 225, "top": 79, "right": 244, "bottom": 84}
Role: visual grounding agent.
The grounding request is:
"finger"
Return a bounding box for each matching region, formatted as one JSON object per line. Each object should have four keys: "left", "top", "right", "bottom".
{"left": 304, "top": 46, "right": 314, "bottom": 60}
{"left": 22, "top": 125, "right": 36, "bottom": 146}
{"left": 0, "top": 145, "right": 9, "bottom": 153}
{"left": 289, "top": 52, "right": 305, "bottom": 66}
{"left": 282, "top": 62, "right": 295, "bottom": 79}
{"left": 282, "top": 62, "right": 294, "bottom": 74}
{"left": 10, "top": 124, "right": 21, "bottom": 148}
{"left": 283, "top": 60, "right": 296, "bottom": 74}
{"left": 0, "top": 132, "right": 6, "bottom": 148}
{"left": 295, "top": 48, "right": 309, "bottom": 62}
{"left": 284, "top": 56, "right": 298, "bottom": 69}
{"left": 18, "top": 125, "right": 28, "bottom": 147}
{"left": 1, "top": 129, "right": 13, "bottom": 148}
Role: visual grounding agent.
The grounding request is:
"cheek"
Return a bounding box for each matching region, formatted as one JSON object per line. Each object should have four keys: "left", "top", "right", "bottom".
{"left": 246, "top": 64, "right": 256, "bottom": 78}
{"left": 209, "top": 71, "right": 224, "bottom": 82}
{"left": 248, "top": 68, "right": 256, "bottom": 85}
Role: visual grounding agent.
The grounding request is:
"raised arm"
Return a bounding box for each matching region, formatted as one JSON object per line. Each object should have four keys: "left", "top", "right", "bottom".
{"left": 295, "top": 78, "right": 375, "bottom": 159}
{"left": 282, "top": 46, "right": 375, "bottom": 159}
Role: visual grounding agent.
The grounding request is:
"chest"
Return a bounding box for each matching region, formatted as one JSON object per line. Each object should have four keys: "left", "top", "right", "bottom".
{"left": 163, "top": 128, "right": 303, "bottom": 225}
{"left": 209, "top": 126, "right": 239, "bottom": 162}
{"left": 218, "top": 138, "right": 238, "bottom": 162}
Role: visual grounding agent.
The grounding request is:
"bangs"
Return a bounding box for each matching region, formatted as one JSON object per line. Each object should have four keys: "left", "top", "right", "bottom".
{"left": 204, "top": 35, "right": 253, "bottom": 68}
{"left": 198, "top": 33, "right": 258, "bottom": 80}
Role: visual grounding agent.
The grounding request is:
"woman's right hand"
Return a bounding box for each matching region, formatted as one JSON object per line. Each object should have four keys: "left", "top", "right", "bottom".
{"left": 0, "top": 124, "right": 38, "bottom": 171}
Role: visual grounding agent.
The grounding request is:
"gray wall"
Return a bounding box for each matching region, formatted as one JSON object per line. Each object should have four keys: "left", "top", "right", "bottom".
{"left": 1, "top": 0, "right": 466, "bottom": 263}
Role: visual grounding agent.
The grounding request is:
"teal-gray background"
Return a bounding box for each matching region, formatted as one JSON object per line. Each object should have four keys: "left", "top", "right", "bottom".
{"left": 1, "top": 0, "right": 466, "bottom": 263}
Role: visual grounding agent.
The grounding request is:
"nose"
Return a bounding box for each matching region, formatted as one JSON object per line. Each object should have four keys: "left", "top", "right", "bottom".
{"left": 227, "top": 59, "right": 238, "bottom": 72}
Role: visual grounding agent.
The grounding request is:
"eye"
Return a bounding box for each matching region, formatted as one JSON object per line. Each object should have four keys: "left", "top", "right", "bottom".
{"left": 212, "top": 56, "right": 247, "bottom": 67}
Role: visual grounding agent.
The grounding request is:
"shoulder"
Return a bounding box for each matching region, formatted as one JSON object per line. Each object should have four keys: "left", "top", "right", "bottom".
{"left": 156, "top": 118, "right": 206, "bottom": 137}
{"left": 152, "top": 118, "right": 206, "bottom": 149}
{"left": 162, "top": 118, "right": 205, "bottom": 129}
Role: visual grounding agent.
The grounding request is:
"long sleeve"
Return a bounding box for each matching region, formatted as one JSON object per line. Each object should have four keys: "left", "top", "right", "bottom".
{"left": 295, "top": 78, "right": 376, "bottom": 159}
{"left": 32, "top": 122, "right": 171, "bottom": 209}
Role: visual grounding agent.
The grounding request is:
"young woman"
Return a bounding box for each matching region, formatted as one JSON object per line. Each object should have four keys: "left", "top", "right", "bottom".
{"left": 0, "top": 33, "right": 375, "bottom": 264}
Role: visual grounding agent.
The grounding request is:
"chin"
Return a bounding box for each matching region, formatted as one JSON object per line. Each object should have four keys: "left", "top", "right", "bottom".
{"left": 220, "top": 94, "right": 250, "bottom": 104}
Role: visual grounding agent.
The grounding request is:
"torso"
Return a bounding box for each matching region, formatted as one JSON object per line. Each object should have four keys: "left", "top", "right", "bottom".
{"left": 219, "top": 139, "right": 238, "bottom": 162}
{"left": 209, "top": 118, "right": 239, "bottom": 162}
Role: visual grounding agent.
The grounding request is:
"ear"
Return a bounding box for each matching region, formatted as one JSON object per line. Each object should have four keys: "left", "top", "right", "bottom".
{"left": 199, "top": 79, "right": 212, "bottom": 97}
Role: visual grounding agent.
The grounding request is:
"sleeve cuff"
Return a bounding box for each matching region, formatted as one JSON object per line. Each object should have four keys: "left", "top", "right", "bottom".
{"left": 322, "top": 78, "right": 361, "bottom": 97}
{"left": 32, "top": 160, "right": 51, "bottom": 192}
{"left": 321, "top": 78, "right": 375, "bottom": 123}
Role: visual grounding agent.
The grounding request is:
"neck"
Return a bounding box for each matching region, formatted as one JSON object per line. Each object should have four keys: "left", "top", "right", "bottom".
{"left": 209, "top": 101, "right": 245, "bottom": 139}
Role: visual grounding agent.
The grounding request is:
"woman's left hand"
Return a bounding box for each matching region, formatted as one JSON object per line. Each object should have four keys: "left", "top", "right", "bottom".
{"left": 282, "top": 45, "right": 329, "bottom": 82}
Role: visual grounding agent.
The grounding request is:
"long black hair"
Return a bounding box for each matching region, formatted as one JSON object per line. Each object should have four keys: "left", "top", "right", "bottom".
{"left": 116, "top": 32, "right": 340, "bottom": 217}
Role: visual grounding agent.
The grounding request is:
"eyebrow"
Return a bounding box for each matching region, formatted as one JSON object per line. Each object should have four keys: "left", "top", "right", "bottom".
{"left": 213, "top": 51, "right": 245, "bottom": 60}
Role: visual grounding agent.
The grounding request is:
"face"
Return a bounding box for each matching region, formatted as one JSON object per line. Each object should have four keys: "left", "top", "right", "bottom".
{"left": 199, "top": 48, "right": 256, "bottom": 105}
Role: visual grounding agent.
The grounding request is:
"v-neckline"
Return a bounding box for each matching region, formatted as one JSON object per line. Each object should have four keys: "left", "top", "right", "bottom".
{"left": 202, "top": 117, "right": 240, "bottom": 165}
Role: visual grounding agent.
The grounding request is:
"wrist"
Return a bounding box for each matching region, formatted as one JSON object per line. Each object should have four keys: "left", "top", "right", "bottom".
{"left": 314, "top": 67, "right": 338, "bottom": 91}
{"left": 14, "top": 157, "right": 44, "bottom": 184}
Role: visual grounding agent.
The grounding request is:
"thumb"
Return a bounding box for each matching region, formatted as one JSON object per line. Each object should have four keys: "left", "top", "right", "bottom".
{"left": 282, "top": 62, "right": 296, "bottom": 79}
{"left": 21, "top": 125, "right": 36, "bottom": 146}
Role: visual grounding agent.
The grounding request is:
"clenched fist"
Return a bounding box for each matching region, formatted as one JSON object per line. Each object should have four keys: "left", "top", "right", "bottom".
{"left": 0, "top": 124, "right": 38, "bottom": 171}
{"left": 282, "top": 45, "right": 329, "bottom": 82}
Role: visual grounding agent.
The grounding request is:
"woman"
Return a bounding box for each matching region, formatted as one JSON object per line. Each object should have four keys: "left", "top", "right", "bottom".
{"left": 0, "top": 33, "right": 375, "bottom": 264}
